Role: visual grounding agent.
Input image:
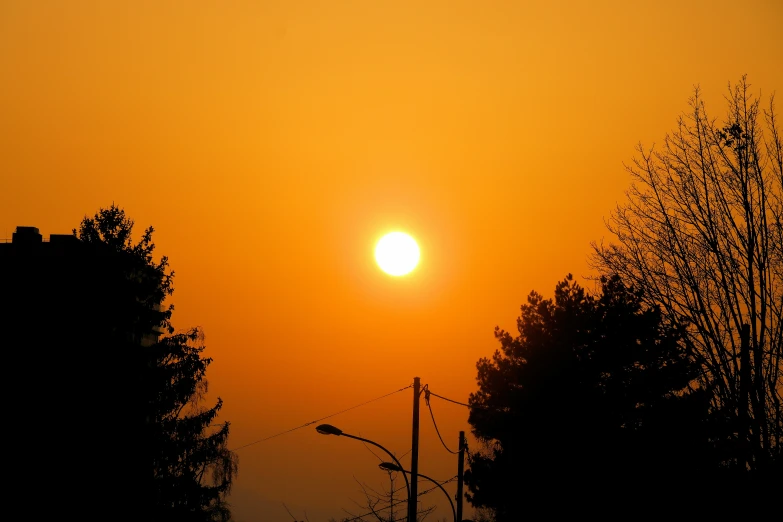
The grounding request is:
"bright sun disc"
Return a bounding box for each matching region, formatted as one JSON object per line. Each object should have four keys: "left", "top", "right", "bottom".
{"left": 375, "top": 232, "right": 420, "bottom": 276}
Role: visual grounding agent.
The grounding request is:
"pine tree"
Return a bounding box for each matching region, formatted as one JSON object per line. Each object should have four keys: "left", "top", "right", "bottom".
{"left": 75, "top": 205, "right": 238, "bottom": 521}
{"left": 465, "top": 274, "right": 714, "bottom": 519}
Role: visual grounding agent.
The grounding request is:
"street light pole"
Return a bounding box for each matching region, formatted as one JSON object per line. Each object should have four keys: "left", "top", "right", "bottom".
{"left": 315, "top": 424, "right": 411, "bottom": 518}
{"left": 379, "top": 462, "right": 457, "bottom": 522}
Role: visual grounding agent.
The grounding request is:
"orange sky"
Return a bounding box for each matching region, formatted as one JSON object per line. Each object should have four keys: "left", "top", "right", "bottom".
{"left": 2, "top": 1, "right": 782, "bottom": 520}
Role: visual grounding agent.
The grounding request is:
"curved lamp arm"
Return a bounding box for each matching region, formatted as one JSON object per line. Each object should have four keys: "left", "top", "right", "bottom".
{"left": 379, "top": 462, "right": 456, "bottom": 522}
{"left": 315, "top": 424, "right": 411, "bottom": 505}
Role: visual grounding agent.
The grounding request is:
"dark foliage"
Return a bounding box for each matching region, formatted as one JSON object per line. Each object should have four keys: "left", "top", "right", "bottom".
{"left": 591, "top": 77, "right": 782, "bottom": 472}
{"left": 74, "top": 205, "right": 238, "bottom": 521}
{"left": 465, "top": 275, "right": 716, "bottom": 519}
{"left": 0, "top": 205, "right": 235, "bottom": 521}
{"left": 147, "top": 330, "right": 237, "bottom": 522}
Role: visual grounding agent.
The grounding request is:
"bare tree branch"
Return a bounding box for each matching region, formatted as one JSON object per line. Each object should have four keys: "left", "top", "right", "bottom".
{"left": 591, "top": 76, "right": 783, "bottom": 469}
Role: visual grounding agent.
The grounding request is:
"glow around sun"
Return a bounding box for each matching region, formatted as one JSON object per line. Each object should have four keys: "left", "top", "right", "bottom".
{"left": 375, "top": 232, "right": 420, "bottom": 276}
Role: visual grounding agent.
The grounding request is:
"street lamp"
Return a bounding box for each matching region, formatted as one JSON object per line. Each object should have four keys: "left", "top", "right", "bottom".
{"left": 315, "top": 424, "right": 411, "bottom": 518}
{"left": 379, "top": 462, "right": 457, "bottom": 522}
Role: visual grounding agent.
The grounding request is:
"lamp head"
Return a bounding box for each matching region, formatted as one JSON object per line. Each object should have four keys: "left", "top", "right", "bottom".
{"left": 315, "top": 424, "right": 343, "bottom": 436}
{"left": 379, "top": 461, "right": 403, "bottom": 472}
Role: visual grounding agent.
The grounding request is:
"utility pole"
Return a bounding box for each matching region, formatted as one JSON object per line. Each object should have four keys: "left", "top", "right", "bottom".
{"left": 409, "top": 377, "right": 421, "bottom": 522}
{"left": 456, "top": 430, "right": 465, "bottom": 522}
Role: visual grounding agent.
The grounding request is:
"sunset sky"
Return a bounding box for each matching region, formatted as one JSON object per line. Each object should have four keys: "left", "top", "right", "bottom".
{"left": 2, "top": 1, "right": 782, "bottom": 520}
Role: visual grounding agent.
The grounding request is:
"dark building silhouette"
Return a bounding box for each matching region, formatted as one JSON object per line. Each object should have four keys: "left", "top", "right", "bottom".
{"left": 1, "top": 226, "right": 155, "bottom": 519}
{"left": 1, "top": 225, "right": 77, "bottom": 247}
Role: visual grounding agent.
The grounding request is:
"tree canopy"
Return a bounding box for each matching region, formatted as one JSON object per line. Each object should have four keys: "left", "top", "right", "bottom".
{"left": 74, "top": 205, "right": 238, "bottom": 521}
{"left": 465, "top": 275, "right": 714, "bottom": 518}
{"left": 1, "top": 205, "right": 236, "bottom": 521}
{"left": 592, "top": 76, "right": 782, "bottom": 474}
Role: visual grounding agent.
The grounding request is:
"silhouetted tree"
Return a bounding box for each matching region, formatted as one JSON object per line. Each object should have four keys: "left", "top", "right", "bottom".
{"left": 591, "top": 76, "right": 782, "bottom": 474}
{"left": 75, "top": 203, "right": 174, "bottom": 345}
{"left": 329, "top": 470, "right": 437, "bottom": 522}
{"left": 147, "top": 329, "right": 237, "bottom": 522}
{"left": 2, "top": 213, "right": 165, "bottom": 518}
{"left": 149, "top": 329, "right": 237, "bottom": 521}
{"left": 465, "top": 275, "right": 714, "bottom": 519}
{"left": 469, "top": 507, "right": 495, "bottom": 522}
{"left": 74, "top": 205, "right": 238, "bottom": 521}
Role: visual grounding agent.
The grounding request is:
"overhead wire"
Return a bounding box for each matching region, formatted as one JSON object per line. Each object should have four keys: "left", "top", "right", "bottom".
{"left": 428, "top": 388, "right": 506, "bottom": 413}
{"left": 426, "top": 390, "right": 470, "bottom": 408}
{"left": 425, "top": 387, "right": 499, "bottom": 462}
{"left": 230, "top": 383, "right": 413, "bottom": 451}
{"left": 423, "top": 385, "right": 459, "bottom": 455}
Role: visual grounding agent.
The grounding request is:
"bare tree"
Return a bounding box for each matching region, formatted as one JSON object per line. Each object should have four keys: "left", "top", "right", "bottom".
{"left": 332, "top": 473, "right": 439, "bottom": 522}
{"left": 592, "top": 76, "right": 783, "bottom": 472}
{"left": 347, "top": 474, "right": 406, "bottom": 522}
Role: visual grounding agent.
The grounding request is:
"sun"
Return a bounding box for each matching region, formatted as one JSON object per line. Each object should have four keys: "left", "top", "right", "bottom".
{"left": 375, "top": 232, "right": 420, "bottom": 276}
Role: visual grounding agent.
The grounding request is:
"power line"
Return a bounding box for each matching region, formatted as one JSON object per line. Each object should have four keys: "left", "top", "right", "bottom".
{"left": 230, "top": 383, "right": 413, "bottom": 451}
{"left": 423, "top": 386, "right": 459, "bottom": 455}
{"left": 429, "top": 388, "right": 506, "bottom": 413}
{"left": 427, "top": 390, "right": 470, "bottom": 408}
